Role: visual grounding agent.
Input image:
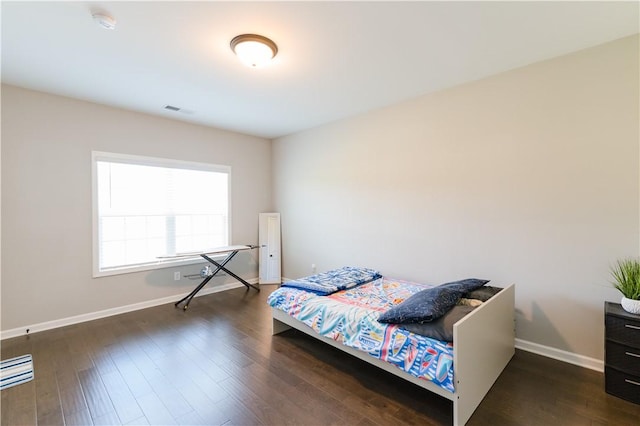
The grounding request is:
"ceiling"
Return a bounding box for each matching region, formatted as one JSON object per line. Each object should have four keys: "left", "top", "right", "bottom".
{"left": 2, "top": 1, "right": 638, "bottom": 139}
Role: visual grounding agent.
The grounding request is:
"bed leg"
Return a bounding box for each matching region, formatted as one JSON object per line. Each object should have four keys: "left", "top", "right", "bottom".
{"left": 273, "top": 317, "right": 292, "bottom": 335}
{"left": 453, "top": 398, "right": 460, "bottom": 426}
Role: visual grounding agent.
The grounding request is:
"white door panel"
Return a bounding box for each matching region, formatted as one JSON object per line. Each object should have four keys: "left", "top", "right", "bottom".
{"left": 259, "top": 213, "right": 281, "bottom": 284}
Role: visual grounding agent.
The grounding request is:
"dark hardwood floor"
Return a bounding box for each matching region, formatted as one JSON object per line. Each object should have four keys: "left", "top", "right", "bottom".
{"left": 2, "top": 285, "right": 639, "bottom": 425}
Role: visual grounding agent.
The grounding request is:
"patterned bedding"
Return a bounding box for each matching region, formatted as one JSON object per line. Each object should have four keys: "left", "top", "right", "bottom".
{"left": 281, "top": 266, "right": 382, "bottom": 295}
{"left": 267, "top": 278, "right": 456, "bottom": 393}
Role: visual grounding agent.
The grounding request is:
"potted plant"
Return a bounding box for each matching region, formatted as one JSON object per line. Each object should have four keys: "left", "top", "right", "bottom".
{"left": 611, "top": 258, "right": 640, "bottom": 314}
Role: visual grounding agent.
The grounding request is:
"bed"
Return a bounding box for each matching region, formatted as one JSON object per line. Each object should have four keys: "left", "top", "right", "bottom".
{"left": 268, "top": 267, "right": 515, "bottom": 426}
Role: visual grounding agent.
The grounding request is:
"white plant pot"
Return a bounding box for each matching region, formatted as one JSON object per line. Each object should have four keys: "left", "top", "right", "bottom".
{"left": 621, "top": 296, "right": 640, "bottom": 314}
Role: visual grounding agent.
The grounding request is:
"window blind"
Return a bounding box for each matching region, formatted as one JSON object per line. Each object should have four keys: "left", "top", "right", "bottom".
{"left": 93, "top": 152, "right": 230, "bottom": 274}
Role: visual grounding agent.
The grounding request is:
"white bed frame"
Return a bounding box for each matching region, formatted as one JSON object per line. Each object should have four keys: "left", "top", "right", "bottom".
{"left": 272, "top": 283, "right": 515, "bottom": 426}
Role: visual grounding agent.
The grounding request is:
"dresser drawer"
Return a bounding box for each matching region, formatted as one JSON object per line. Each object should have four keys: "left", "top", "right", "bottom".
{"left": 606, "top": 340, "right": 640, "bottom": 376}
{"left": 605, "top": 366, "right": 640, "bottom": 404}
{"left": 606, "top": 314, "right": 640, "bottom": 346}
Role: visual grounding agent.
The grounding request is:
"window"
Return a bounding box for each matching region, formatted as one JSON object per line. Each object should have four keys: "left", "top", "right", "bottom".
{"left": 92, "top": 152, "right": 230, "bottom": 276}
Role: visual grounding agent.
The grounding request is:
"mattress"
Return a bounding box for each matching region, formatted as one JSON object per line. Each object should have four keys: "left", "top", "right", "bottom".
{"left": 267, "top": 277, "right": 456, "bottom": 393}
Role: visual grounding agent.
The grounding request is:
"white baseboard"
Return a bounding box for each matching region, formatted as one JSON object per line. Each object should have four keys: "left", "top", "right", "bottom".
{"left": 0, "top": 279, "right": 257, "bottom": 340}
{"left": 515, "top": 338, "right": 604, "bottom": 372}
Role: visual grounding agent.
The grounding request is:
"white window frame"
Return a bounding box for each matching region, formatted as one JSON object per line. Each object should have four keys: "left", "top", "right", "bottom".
{"left": 92, "top": 151, "right": 232, "bottom": 277}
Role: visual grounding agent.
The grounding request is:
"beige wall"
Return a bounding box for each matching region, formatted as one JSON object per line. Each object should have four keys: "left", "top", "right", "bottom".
{"left": 273, "top": 35, "right": 639, "bottom": 361}
{"left": 1, "top": 85, "right": 271, "bottom": 331}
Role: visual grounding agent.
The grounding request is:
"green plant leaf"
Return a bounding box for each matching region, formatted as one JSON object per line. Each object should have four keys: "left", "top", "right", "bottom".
{"left": 611, "top": 258, "right": 640, "bottom": 300}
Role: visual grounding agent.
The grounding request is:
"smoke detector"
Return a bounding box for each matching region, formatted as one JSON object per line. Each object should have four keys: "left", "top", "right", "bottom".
{"left": 92, "top": 12, "right": 116, "bottom": 30}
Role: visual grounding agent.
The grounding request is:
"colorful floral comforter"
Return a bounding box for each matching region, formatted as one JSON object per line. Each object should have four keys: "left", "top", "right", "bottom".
{"left": 267, "top": 278, "right": 456, "bottom": 392}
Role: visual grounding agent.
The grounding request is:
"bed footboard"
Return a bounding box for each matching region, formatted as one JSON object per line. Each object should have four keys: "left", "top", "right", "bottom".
{"left": 453, "top": 283, "right": 515, "bottom": 425}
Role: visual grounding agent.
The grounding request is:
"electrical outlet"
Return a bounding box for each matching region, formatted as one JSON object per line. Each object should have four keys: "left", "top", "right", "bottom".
{"left": 311, "top": 264, "right": 316, "bottom": 273}
{"left": 174, "top": 271, "right": 181, "bottom": 281}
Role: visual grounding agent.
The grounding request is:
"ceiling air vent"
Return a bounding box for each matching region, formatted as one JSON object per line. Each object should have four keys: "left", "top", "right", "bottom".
{"left": 164, "top": 105, "right": 181, "bottom": 112}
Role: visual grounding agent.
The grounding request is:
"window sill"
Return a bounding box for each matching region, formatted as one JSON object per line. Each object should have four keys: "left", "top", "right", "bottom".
{"left": 93, "top": 253, "right": 227, "bottom": 278}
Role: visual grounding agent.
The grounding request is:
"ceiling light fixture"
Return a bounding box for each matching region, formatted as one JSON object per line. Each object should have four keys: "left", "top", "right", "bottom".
{"left": 92, "top": 12, "right": 116, "bottom": 30}
{"left": 230, "top": 34, "right": 278, "bottom": 68}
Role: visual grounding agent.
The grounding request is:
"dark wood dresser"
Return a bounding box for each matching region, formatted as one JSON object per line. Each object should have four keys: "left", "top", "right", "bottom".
{"left": 605, "top": 301, "right": 640, "bottom": 404}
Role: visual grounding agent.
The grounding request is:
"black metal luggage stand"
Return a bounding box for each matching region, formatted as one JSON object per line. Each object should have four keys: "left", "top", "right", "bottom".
{"left": 174, "top": 245, "right": 259, "bottom": 310}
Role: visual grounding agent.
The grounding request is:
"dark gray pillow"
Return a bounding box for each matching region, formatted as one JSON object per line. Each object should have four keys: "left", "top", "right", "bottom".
{"left": 401, "top": 305, "right": 476, "bottom": 342}
{"left": 439, "top": 278, "right": 490, "bottom": 292}
{"left": 378, "top": 286, "right": 461, "bottom": 324}
{"left": 377, "top": 278, "right": 488, "bottom": 324}
{"left": 463, "top": 285, "right": 502, "bottom": 302}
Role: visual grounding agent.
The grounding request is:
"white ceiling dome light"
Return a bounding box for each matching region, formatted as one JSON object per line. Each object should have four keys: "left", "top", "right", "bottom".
{"left": 92, "top": 12, "right": 116, "bottom": 30}
{"left": 230, "top": 34, "right": 278, "bottom": 68}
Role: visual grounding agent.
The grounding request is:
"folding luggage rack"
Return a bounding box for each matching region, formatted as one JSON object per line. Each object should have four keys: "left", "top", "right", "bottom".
{"left": 159, "top": 244, "right": 260, "bottom": 310}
